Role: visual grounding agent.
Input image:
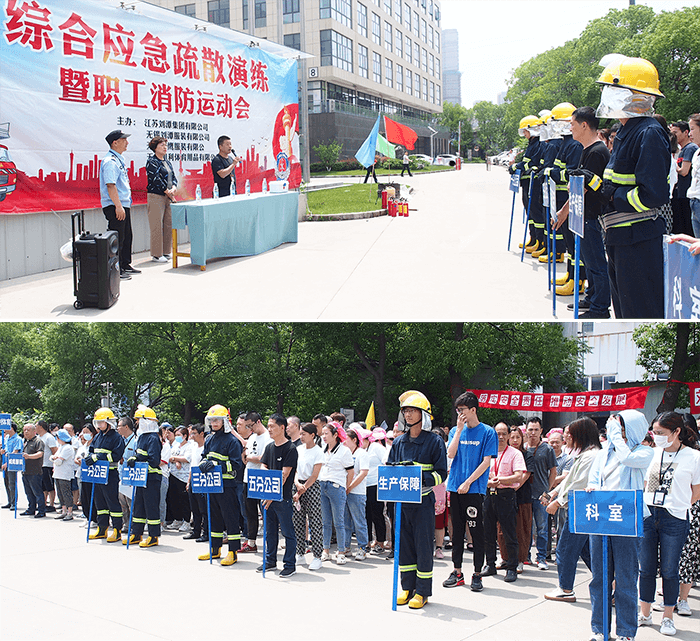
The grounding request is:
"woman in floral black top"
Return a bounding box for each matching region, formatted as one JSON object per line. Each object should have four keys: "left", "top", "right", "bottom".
{"left": 146, "top": 137, "right": 177, "bottom": 262}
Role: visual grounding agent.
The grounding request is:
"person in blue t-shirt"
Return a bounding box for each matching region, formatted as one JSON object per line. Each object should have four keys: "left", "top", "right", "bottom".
{"left": 443, "top": 391, "right": 498, "bottom": 592}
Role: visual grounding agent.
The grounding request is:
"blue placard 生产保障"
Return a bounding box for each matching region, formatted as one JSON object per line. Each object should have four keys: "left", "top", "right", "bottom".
{"left": 377, "top": 465, "right": 422, "bottom": 503}
{"left": 247, "top": 468, "right": 283, "bottom": 501}
{"left": 81, "top": 460, "right": 110, "bottom": 484}
{"left": 121, "top": 462, "right": 148, "bottom": 487}
{"left": 569, "top": 489, "right": 643, "bottom": 537}
{"left": 191, "top": 465, "right": 224, "bottom": 494}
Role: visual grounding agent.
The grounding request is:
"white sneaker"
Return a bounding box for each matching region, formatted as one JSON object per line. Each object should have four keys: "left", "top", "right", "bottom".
{"left": 538, "top": 560, "right": 549, "bottom": 570}
{"left": 321, "top": 550, "right": 331, "bottom": 562}
{"left": 659, "top": 617, "right": 676, "bottom": 636}
{"left": 152, "top": 256, "right": 168, "bottom": 263}
{"left": 355, "top": 549, "right": 366, "bottom": 561}
{"left": 638, "top": 612, "right": 653, "bottom": 626}
{"left": 653, "top": 600, "right": 666, "bottom": 611}
{"left": 517, "top": 562, "right": 524, "bottom": 574}
{"left": 178, "top": 522, "right": 191, "bottom": 532}
{"left": 675, "top": 600, "right": 691, "bottom": 616}
{"left": 296, "top": 554, "right": 307, "bottom": 565}
{"left": 590, "top": 634, "right": 605, "bottom": 641}
{"left": 335, "top": 553, "right": 347, "bottom": 565}
{"left": 309, "top": 557, "right": 322, "bottom": 571}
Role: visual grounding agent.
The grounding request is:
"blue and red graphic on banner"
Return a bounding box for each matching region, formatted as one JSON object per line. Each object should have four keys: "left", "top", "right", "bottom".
{"left": 664, "top": 236, "right": 700, "bottom": 320}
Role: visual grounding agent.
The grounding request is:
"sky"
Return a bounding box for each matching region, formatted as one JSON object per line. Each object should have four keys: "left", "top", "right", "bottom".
{"left": 441, "top": 0, "right": 700, "bottom": 107}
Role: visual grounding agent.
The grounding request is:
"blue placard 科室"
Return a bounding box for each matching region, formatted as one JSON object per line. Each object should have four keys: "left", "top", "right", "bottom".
{"left": 377, "top": 465, "right": 422, "bottom": 503}
{"left": 120, "top": 462, "right": 148, "bottom": 487}
{"left": 247, "top": 468, "right": 283, "bottom": 501}
{"left": 191, "top": 466, "right": 224, "bottom": 494}
{"left": 569, "top": 489, "right": 643, "bottom": 537}
{"left": 509, "top": 171, "right": 521, "bottom": 192}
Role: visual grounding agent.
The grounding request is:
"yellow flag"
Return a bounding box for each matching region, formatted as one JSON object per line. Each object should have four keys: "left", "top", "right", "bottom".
{"left": 365, "top": 402, "right": 376, "bottom": 429}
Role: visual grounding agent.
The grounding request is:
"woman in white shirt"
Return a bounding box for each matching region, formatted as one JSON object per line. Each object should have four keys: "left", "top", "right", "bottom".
{"left": 167, "top": 426, "right": 192, "bottom": 532}
{"left": 638, "top": 412, "right": 700, "bottom": 637}
{"left": 75, "top": 424, "right": 97, "bottom": 526}
{"left": 365, "top": 427, "right": 390, "bottom": 553}
{"left": 344, "top": 424, "right": 371, "bottom": 560}
{"left": 686, "top": 113, "right": 700, "bottom": 237}
{"left": 318, "top": 422, "right": 354, "bottom": 565}
{"left": 292, "top": 423, "right": 324, "bottom": 570}
{"left": 51, "top": 429, "right": 77, "bottom": 521}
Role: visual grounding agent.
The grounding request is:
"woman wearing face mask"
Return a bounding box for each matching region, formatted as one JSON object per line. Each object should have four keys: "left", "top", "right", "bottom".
{"left": 75, "top": 424, "right": 97, "bottom": 527}
{"left": 166, "top": 426, "right": 192, "bottom": 532}
{"left": 586, "top": 410, "right": 654, "bottom": 641}
{"left": 638, "top": 412, "right": 700, "bottom": 637}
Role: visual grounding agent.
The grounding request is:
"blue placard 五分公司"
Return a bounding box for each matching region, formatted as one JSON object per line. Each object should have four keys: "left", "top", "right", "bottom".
{"left": 81, "top": 459, "right": 110, "bottom": 485}
{"left": 120, "top": 462, "right": 148, "bottom": 487}
{"left": 0, "top": 413, "right": 12, "bottom": 430}
{"left": 509, "top": 170, "right": 521, "bottom": 192}
{"left": 664, "top": 236, "right": 700, "bottom": 319}
{"left": 568, "top": 175, "right": 585, "bottom": 238}
{"left": 569, "top": 489, "right": 643, "bottom": 537}
{"left": 8, "top": 452, "right": 24, "bottom": 472}
{"left": 377, "top": 465, "right": 422, "bottom": 503}
{"left": 247, "top": 468, "right": 283, "bottom": 501}
{"left": 191, "top": 465, "right": 224, "bottom": 494}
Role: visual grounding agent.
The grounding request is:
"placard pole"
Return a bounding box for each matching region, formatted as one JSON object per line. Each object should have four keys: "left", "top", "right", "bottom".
{"left": 507, "top": 189, "right": 516, "bottom": 251}
{"left": 520, "top": 178, "right": 534, "bottom": 262}
{"left": 603, "top": 535, "right": 609, "bottom": 641}
{"left": 574, "top": 236, "right": 581, "bottom": 319}
{"left": 126, "top": 485, "right": 136, "bottom": 549}
{"left": 391, "top": 502, "right": 402, "bottom": 612}
{"left": 86, "top": 484, "right": 94, "bottom": 543}
{"left": 262, "top": 506, "right": 268, "bottom": 578}
{"left": 207, "top": 494, "right": 213, "bottom": 565}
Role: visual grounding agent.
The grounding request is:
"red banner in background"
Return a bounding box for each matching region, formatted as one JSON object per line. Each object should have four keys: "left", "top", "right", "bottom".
{"left": 471, "top": 387, "right": 650, "bottom": 413}
{"left": 688, "top": 383, "right": 700, "bottom": 413}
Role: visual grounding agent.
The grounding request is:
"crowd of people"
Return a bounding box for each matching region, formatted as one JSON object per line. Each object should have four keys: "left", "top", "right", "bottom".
{"left": 509, "top": 55, "right": 700, "bottom": 320}
{"left": 2, "top": 392, "right": 699, "bottom": 639}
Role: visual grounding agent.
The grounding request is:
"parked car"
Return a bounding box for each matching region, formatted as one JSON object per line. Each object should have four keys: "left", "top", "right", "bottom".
{"left": 409, "top": 154, "right": 433, "bottom": 168}
{"left": 433, "top": 154, "right": 460, "bottom": 167}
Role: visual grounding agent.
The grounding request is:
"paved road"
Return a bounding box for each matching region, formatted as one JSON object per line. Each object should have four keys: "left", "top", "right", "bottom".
{"left": 1, "top": 506, "right": 697, "bottom": 640}
{"left": 0, "top": 166, "right": 575, "bottom": 321}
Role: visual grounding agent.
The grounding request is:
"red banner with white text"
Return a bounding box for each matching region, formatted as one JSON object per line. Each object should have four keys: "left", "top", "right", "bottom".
{"left": 688, "top": 383, "right": 700, "bottom": 413}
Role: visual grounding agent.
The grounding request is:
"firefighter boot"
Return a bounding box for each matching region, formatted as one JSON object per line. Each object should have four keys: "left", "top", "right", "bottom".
{"left": 106, "top": 528, "right": 121, "bottom": 543}
{"left": 88, "top": 526, "right": 108, "bottom": 540}
{"left": 531, "top": 242, "right": 547, "bottom": 258}
{"left": 397, "top": 590, "right": 414, "bottom": 606}
{"left": 139, "top": 536, "right": 159, "bottom": 548}
{"left": 199, "top": 549, "right": 222, "bottom": 561}
{"left": 408, "top": 594, "right": 428, "bottom": 609}
{"left": 221, "top": 551, "right": 238, "bottom": 566}
{"left": 123, "top": 534, "right": 142, "bottom": 546}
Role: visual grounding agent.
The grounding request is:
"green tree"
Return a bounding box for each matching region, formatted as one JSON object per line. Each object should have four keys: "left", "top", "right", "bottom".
{"left": 313, "top": 140, "right": 343, "bottom": 171}
{"left": 438, "top": 102, "right": 473, "bottom": 156}
{"left": 471, "top": 101, "right": 508, "bottom": 154}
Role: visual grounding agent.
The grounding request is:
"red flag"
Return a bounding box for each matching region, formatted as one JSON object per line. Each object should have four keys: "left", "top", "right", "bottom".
{"left": 384, "top": 117, "right": 418, "bottom": 150}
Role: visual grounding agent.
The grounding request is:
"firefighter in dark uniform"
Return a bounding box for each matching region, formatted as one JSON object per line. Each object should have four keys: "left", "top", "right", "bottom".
{"left": 528, "top": 110, "right": 555, "bottom": 258}
{"left": 197, "top": 404, "right": 244, "bottom": 566}
{"left": 124, "top": 405, "right": 162, "bottom": 547}
{"left": 511, "top": 115, "right": 544, "bottom": 253}
{"left": 387, "top": 390, "right": 447, "bottom": 609}
{"left": 596, "top": 56, "right": 670, "bottom": 319}
{"left": 85, "top": 407, "right": 125, "bottom": 542}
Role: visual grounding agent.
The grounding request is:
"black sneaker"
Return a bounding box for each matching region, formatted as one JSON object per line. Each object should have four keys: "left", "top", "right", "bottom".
{"left": 578, "top": 310, "right": 611, "bottom": 319}
{"left": 183, "top": 532, "right": 200, "bottom": 540}
{"left": 443, "top": 570, "right": 465, "bottom": 588}
{"left": 479, "top": 565, "right": 497, "bottom": 577}
{"left": 195, "top": 536, "right": 209, "bottom": 543}
{"left": 504, "top": 569, "right": 518, "bottom": 582}
{"left": 279, "top": 567, "right": 296, "bottom": 578}
{"left": 567, "top": 300, "right": 590, "bottom": 311}
{"left": 122, "top": 265, "right": 141, "bottom": 274}
{"left": 45, "top": 506, "right": 56, "bottom": 513}
{"left": 256, "top": 564, "right": 277, "bottom": 573}
{"left": 470, "top": 573, "right": 483, "bottom": 592}
{"left": 119, "top": 272, "right": 132, "bottom": 280}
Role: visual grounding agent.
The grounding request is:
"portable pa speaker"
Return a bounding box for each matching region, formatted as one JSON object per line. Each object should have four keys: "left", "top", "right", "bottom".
{"left": 73, "top": 230, "right": 120, "bottom": 309}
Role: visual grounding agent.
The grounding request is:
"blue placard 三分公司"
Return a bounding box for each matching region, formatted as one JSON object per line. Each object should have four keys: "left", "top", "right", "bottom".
{"left": 120, "top": 462, "right": 148, "bottom": 487}
{"left": 509, "top": 171, "right": 521, "bottom": 192}
{"left": 247, "top": 468, "right": 283, "bottom": 501}
{"left": 191, "top": 465, "right": 224, "bottom": 494}
{"left": 81, "top": 459, "right": 110, "bottom": 485}
{"left": 8, "top": 452, "right": 24, "bottom": 472}
{"left": 663, "top": 236, "right": 700, "bottom": 319}
{"left": 569, "top": 489, "right": 643, "bottom": 537}
{"left": 568, "top": 175, "right": 585, "bottom": 238}
{"left": 377, "top": 465, "right": 422, "bottom": 503}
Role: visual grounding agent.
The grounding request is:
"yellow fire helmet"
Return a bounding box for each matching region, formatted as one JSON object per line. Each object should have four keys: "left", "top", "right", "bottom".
{"left": 134, "top": 405, "right": 157, "bottom": 420}
{"left": 538, "top": 109, "right": 553, "bottom": 123}
{"left": 398, "top": 390, "right": 433, "bottom": 431}
{"left": 551, "top": 102, "right": 577, "bottom": 121}
{"left": 518, "top": 115, "right": 540, "bottom": 136}
{"left": 597, "top": 56, "right": 664, "bottom": 98}
{"left": 205, "top": 404, "right": 232, "bottom": 432}
{"left": 93, "top": 406, "right": 116, "bottom": 428}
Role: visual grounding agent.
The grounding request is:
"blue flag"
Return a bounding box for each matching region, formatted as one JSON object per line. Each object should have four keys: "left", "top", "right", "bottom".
{"left": 355, "top": 114, "right": 382, "bottom": 168}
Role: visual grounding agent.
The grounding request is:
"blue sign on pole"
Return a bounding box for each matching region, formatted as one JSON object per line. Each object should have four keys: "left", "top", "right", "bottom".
{"left": 568, "top": 175, "right": 585, "bottom": 239}
{"left": 0, "top": 413, "right": 12, "bottom": 430}
{"left": 509, "top": 170, "right": 521, "bottom": 192}
{"left": 247, "top": 468, "right": 283, "bottom": 501}
{"left": 569, "top": 489, "right": 644, "bottom": 537}
{"left": 120, "top": 463, "right": 148, "bottom": 487}
{"left": 664, "top": 236, "right": 700, "bottom": 319}
{"left": 8, "top": 452, "right": 24, "bottom": 472}
{"left": 80, "top": 460, "right": 110, "bottom": 485}
{"left": 377, "top": 465, "right": 422, "bottom": 504}
{"left": 191, "top": 466, "right": 224, "bottom": 494}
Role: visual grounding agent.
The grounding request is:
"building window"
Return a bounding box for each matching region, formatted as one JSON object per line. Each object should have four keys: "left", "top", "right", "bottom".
{"left": 320, "top": 0, "right": 352, "bottom": 28}
{"left": 405, "top": 70, "right": 412, "bottom": 95}
{"left": 385, "top": 58, "right": 393, "bottom": 88}
{"left": 372, "top": 0, "right": 380, "bottom": 6}
{"left": 395, "top": 0, "right": 402, "bottom": 22}
{"left": 429, "top": 81, "right": 434, "bottom": 103}
{"left": 208, "top": 0, "right": 229, "bottom": 26}
{"left": 434, "top": 4, "right": 440, "bottom": 26}
{"left": 320, "top": 29, "right": 353, "bottom": 72}
{"left": 384, "top": 22, "right": 392, "bottom": 52}
{"left": 384, "top": 0, "right": 392, "bottom": 16}
{"left": 371, "top": 13, "right": 381, "bottom": 45}
{"left": 358, "top": 44, "right": 369, "bottom": 78}
{"left": 395, "top": 30, "right": 402, "bottom": 58}
{"left": 429, "top": 25, "right": 434, "bottom": 49}
{"left": 243, "top": 0, "right": 248, "bottom": 28}
{"left": 435, "top": 31, "right": 440, "bottom": 53}
{"left": 283, "top": 0, "right": 300, "bottom": 23}
{"left": 255, "top": 0, "right": 266, "bottom": 27}
{"left": 422, "top": 76, "right": 428, "bottom": 101}
{"left": 420, "top": 0, "right": 426, "bottom": 14}
{"left": 404, "top": 2, "right": 411, "bottom": 30}
{"left": 404, "top": 36, "right": 412, "bottom": 64}
{"left": 373, "top": 51, "right": 382, "bottom": 83}
{"left": 436, "top": 83, "right": 441, "bottom": 105}
{"left": 435, "top": 57, "right": 440, "bottom": 79}
{"left": 421, "top": 47, "right": 427, "bottom": 72}
{"left": 357, "top": 3, "right": 368, "bottom": 37}
{"left": 413, "top": 41, "right": 419, "bottom": 67}
{"left": 420, "top": 18, "right": 427, "bottom": 43}
{"left": 412, "top": 10, "right": 419, "bottom": 37}
{"left": 396, "top": 64, "right": 403, "bottom": 91}
{"left": 428, "top": 0, "right": 433, "bottom": 18}
{"left": 414, "top": 72, "right": 420, "bottom": 98}
{"left": 429, "top": 53, "right": 434, "bottom": 76}
{"left": 175, "top": 4, "right": 196, "bottom": 17}
{"left": 284, "top": 32, "right": 301, "bottom": 50}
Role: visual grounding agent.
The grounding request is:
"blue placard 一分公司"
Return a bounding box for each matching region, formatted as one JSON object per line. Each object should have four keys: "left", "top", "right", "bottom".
{"left": 509, "top": 170, "right": 521, "bottom": 192}
{"left": 8, "top": 452, "right": 24, "bottom": 472}
{"left": 191, "top": 465, "right": 224, "bottom": 494}
{"left": 81, "top": 459, "right": 110, "bottom": 485}
{"left": 569, "top": 489, "right": 643, "bottom": 537}
{"left": 377, "top": 465, "right": 422, "bottom": 503}
{"left": 568, "top": 175, "right": 585, "bottom": 238}
{"left": 663, "top": 236, "right": 700, "bottom": 320}
{"left": 0, "top": 413, "right": 12, "bottom": 430}
{"left": 120, "top": 462, "right": 148, "bottom": 487}
{"left": 247, "top": 468, "right": 283, "bottom": 501}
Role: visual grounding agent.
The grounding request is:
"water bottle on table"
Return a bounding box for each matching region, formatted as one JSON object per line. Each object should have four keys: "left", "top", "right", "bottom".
{"left": 195, "top": 184, "right": 202, "bottom": 200}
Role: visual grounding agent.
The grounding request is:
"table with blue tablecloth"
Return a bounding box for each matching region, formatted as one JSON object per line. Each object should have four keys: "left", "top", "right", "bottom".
{"left": 170, "top": 191, "right": 298, "bottom": 270}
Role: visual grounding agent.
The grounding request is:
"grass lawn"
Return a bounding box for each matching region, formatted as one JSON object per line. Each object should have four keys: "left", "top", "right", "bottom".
{"left": 310, "top": 165, "right": 455, "bottom": 177}
{"left": 306, "top": 183, "right": 386, "bottom": 215}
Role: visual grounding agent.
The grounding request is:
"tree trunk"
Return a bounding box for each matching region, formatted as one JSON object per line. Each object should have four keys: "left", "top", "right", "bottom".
{"left": 656, "top": 323, "right": 692, "bottom": 413}
{"left": 183, "top": 399, "right": 196, "bottom": 427}
{"left": 352, "top": 330, "right": 387, "bottom": 426}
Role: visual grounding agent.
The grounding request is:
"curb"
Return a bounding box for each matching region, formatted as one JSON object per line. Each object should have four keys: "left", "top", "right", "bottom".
{"left": 305, "top": 209, "right": 387, "bottom": 221}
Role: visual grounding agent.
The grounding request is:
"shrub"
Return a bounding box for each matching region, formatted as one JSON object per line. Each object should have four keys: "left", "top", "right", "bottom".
{"left": 313, "top": 140, "right": 343, "bottom": 171}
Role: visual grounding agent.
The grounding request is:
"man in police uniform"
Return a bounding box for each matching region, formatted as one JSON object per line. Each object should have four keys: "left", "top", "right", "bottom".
{"left": 197, "top": 405, "right": 244, "bottom": 566}
{"left": 596, "top": 56, "right": 670, "bottom": 318}
{"left": 387, "top": 391, "right": 447, "bottom": 609}
{"left": 84, "top": 407, "right": 125, "bottom": 542}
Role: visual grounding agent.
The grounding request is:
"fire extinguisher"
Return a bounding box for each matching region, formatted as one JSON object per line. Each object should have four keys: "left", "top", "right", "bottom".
{"left": 382, "top": 190, "right": 388, "bottom": 210}
{"left": 389, "top": 198, "right": 397, "bottom": 217}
